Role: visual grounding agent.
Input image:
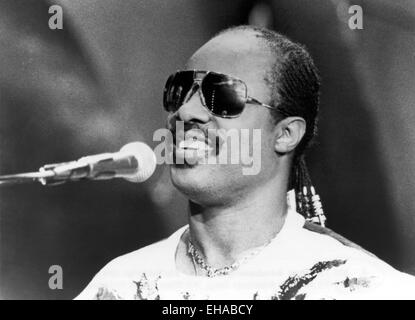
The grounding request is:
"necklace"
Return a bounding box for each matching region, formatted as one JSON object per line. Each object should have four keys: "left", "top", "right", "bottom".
{"left": 187, "top": 230, "right": 275, "bottom": 278}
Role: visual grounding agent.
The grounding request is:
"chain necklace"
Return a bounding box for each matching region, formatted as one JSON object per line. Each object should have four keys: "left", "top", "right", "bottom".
{"left": 187, "top": 229, "right": 275, "bottom": 278}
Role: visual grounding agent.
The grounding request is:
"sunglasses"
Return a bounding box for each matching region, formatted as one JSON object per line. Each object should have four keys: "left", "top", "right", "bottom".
{"left": 163, "top": 70, "right": 275, "bottom": 118}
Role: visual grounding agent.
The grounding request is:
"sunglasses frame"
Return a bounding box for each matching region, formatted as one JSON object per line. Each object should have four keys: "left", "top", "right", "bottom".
{"left": 164, "top": 70, "right": 276, "bottom": 119}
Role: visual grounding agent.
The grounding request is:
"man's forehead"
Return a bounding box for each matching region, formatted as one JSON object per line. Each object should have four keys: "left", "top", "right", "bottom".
{"left": 185, "top": 31, "right": 272, "bottom": 83}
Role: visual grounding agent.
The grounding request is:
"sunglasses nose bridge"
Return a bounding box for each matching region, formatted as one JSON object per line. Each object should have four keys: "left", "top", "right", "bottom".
{"left": 183, "top": 80, "right": 201, "bottom": 104}
{"left": 176, "top": 82, "right": 210, "bottom": 123}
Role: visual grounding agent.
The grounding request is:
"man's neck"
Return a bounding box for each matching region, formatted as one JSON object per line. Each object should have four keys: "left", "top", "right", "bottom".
{"left": 187, "top": 177, "right": 288, "bottom": 268}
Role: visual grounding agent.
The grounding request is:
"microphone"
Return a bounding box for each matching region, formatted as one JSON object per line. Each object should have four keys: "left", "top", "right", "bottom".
{"left": 0, "top": 142, "right": 157, "bottom": 186}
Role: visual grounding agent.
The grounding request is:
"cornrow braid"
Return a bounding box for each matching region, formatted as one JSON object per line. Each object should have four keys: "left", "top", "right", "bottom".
{"left": 219, "top": 25, "right": 326, "bottom": 226}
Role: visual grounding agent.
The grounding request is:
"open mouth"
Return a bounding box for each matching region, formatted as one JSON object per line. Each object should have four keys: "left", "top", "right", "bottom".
{"left": 172, "top": 129, "right": 220, "bottom": 165}
{"left": 177, "top": 138, "right": 213, "bottom": 152}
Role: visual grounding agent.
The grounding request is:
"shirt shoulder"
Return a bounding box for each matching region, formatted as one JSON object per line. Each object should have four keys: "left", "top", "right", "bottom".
{"left": 74, "top": 226, "right": 186, "bottom": 300}
{"left": 280, "top": 224, "right": 415, "bottom": 299}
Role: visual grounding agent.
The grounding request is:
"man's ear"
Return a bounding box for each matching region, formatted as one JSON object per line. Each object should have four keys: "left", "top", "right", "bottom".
{"left": 274, "top": 117, "right": 306, "bottom": 154}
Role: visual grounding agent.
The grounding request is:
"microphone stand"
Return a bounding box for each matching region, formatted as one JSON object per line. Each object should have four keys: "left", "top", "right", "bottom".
{"left": 0, "top": 161, "right": 90, "bottom": 186}
{"left": 0, "top": 171, "right": 55, "bottom": 186}
{"left": 0, "top": 146, "right": 147, "bottom": 187}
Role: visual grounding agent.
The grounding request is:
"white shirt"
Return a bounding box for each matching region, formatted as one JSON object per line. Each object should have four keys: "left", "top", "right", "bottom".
{"left": 75, "top": 209, "right": 415, "bottom": 300}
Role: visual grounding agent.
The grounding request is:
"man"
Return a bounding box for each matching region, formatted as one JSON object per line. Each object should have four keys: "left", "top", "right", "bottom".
{"left": 76, "top": 25, "right": 415, "bottom": 300}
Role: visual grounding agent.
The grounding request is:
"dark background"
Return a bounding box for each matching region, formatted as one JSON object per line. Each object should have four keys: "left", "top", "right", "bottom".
{"left": 1, "top": 0, "right": 414, "bottom": 299}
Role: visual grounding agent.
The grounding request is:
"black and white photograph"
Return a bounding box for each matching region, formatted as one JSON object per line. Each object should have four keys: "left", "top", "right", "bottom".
{"left": 1, "top": 0, "right": 415, "bottom": 304}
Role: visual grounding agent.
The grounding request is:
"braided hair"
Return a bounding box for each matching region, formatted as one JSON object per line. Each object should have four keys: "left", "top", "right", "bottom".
{"left": 218, "top": 26, "right": 326, "bottom": 226}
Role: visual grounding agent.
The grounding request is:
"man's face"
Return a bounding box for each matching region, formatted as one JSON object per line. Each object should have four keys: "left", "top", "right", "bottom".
{"left": 166, "top": 31, "right": 280, "bottom": 205}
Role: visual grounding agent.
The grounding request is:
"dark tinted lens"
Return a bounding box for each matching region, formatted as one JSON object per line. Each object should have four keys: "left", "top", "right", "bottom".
{"left": 201, "top": 73, "right": 247, "bottom": 117}
{"left": 163, "top": 71, "right": 194, "bottom": 112}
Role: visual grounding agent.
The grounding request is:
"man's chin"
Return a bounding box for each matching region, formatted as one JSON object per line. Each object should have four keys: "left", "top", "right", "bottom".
{"left": 169, "top": 163, "right": 211, "bottom": 193}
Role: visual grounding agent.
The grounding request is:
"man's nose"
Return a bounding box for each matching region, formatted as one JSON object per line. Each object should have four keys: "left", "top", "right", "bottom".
{"left": 175, "top": 87, "right": 211, "bottom": 123}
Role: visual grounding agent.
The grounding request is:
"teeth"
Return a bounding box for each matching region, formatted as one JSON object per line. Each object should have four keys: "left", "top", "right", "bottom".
{"left": 178, "top": 140, "right": 212, "bottom": 151}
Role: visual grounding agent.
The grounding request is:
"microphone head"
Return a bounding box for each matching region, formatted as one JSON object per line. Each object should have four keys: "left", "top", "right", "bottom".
{"left": 119, "top": 142, "right": 157, "bottom": 183}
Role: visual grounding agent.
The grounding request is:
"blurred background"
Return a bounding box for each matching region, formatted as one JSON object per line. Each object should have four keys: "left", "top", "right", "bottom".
{"left": 0, "top": 0, "right": 414, "bottom": 299}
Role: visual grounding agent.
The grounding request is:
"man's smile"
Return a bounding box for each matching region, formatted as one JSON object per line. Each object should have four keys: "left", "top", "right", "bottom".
{"left": 173, "top": 129, "right": 217, "bottom": 165}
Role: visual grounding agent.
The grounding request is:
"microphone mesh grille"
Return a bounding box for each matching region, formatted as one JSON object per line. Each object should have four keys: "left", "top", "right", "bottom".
{"left": 120, "top": 142, "right": 156, "bottom": 183}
